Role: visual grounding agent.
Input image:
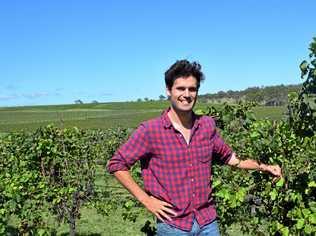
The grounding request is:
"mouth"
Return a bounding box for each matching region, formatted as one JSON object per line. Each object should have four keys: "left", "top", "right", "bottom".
{"left": 180, "top": 100, "right": 192, "bottom": 105}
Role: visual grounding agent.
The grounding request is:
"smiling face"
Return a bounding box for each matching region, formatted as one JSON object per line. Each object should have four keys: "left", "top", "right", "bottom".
{"left": 166, "top": 75, "right": 198, "bottom": 113}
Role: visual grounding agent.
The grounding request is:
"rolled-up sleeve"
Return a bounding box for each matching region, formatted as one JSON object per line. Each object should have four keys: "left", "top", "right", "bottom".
{"left": 209, "top": 118, "right": 233, "bottom": 164}
{"left": 107, "top": 123, "right": 150, "bottom": 174}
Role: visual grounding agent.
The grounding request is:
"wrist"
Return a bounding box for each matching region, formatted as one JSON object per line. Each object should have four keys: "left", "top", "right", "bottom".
{"left": 236, "top": 159, "right": 242, "bottom": 167}
{"left": 140, "top": 194, "right": 151, "bottom": 207}
{"left": 258, "top": 163, "right": 267, "bottom": 172}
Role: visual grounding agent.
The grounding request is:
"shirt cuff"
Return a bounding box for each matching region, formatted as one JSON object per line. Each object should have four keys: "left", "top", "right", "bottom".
{"left": 106, "top": 156, "right": 130, "bottom": 174}
{"left": 223, "top": 151, "right": 234, "bottom": 164}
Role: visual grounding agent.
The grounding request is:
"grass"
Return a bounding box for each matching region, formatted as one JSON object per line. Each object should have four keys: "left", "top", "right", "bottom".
{"left": 253, "top": 105, "right": 287, "bottom": 120}
{"left": 0, "top": 110, "right": 162, "bottom": 132}
{"left": 56, "top": 207, "right": 153, "bottom": 236}
{"left": 54, "top": 208, "right": 246, "bottom": 236}
{"left": 0, "top": 101, "right": 286, "bottom": 132}
{"left": 7, "top": 206, "right": 154, "bottom": 236}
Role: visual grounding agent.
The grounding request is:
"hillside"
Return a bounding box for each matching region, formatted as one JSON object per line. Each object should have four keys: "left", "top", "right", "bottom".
{"left": 199, "top": 84, "right": 301, "bottom": 106}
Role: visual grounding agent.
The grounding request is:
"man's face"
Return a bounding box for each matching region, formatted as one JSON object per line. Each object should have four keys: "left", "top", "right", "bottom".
{"left": 166, "top": 76, "right": 198, "bottom": 113}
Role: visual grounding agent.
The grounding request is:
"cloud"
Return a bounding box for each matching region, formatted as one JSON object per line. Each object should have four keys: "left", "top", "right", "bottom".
{"left": 0, "top": 94, "right": 19, "bottom": 100}
{"left": 0, "top": 91, "right": 53, "bottom": 101}
{"left": 0, "top": 90, "right": 113, "bottom": 102}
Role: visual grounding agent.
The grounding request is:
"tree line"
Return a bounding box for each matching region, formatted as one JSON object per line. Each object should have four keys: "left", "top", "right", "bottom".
{"left": 199, "top": 84, "right": 301, "bottom": 106}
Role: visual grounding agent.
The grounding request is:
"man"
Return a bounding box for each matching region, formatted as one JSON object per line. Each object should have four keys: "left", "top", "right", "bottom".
{"left": 107, "top": 60, "right": 282, "bottom": 235}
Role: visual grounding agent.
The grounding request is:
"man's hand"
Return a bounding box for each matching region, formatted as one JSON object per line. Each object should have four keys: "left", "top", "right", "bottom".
{"left": 260, "top": 164, "right": 282, "bottom": 182}
{"left": 228, "top": 153, "right": 283, "bottom": 181}
{"left": 142, "top": 196, "right": 177, "bottom": 222}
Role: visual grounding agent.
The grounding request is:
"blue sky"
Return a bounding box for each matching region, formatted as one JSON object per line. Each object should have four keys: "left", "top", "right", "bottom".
{"left": 0, "top": 0, "right": 315, "bottom": 107}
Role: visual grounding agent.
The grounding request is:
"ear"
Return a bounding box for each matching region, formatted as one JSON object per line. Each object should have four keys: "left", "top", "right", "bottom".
{"left": 166, "top": 87, "right": 171, "bottom": 97}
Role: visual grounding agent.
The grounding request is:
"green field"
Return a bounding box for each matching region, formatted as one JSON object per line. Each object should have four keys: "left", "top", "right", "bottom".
{"left": 1, "top": 101, "right": 286, "bottom": 235}
{"left": 0, "top": 101, "right": 286, "bottom": 133}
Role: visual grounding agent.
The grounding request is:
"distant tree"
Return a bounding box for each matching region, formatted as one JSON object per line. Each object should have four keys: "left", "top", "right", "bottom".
{"left": 91, "top": 100, "right": 99, "bottom": 104}
{"left": 199, "top": 84, "right": 301, "bottom": 105}
{"left": 144, "top": 97, "right": 149, "bottom": 102}
{"left": 159, "top": 94, "right": 166, "bottom": 101}
{"left": 217, "top": 91, "right": 226, "bottom": 99}
{"left": 75, "top": 99, "right": 83, "bottom": 104}
{"left": 137, "top": 98, "right": 142, "bottom": 102}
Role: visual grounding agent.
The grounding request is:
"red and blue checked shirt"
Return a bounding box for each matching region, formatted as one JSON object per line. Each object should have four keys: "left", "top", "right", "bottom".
{"left": 107, "top": 108, "right": 233, "bottom": 231}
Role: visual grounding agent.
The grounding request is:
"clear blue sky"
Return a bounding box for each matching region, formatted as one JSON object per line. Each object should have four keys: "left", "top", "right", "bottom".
{"left": 0, "top": 0, "right": 315, "bottom": 107}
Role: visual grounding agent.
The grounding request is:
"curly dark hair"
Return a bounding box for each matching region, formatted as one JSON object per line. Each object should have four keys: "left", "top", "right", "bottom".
{"left": 164, "top": 60, "right": 205, "bottom": 90}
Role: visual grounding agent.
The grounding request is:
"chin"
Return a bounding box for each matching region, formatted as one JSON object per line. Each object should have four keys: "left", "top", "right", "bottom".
{"left": 171, "top": 101, "right": 195, "bottom": 112}
{"left": 177, "top": 105, "right": 194, "bottom": 112}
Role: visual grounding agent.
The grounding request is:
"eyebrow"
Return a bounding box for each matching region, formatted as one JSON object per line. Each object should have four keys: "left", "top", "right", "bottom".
{"left": 175, "top": 86, "right": 197, "bottom": 90}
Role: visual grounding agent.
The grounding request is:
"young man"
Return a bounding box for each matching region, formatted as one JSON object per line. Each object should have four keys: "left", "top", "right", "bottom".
{"left": 107, "top": 60, "right": 282, "bottom": 235}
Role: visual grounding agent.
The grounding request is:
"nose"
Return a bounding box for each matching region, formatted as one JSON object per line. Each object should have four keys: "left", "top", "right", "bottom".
{"left": 184, "top": 88, "right": 190, "bottom": 97}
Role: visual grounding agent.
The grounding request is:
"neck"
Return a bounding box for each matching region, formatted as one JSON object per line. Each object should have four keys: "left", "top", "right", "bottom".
{"left": 168, "top": 107, "right": 193, "bottom": 129}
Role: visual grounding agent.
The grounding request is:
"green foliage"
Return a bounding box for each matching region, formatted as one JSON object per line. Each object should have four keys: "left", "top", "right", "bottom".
{"left": 2, "top": 103, "right": 314, "bottom": 235}
{"left": 0, "top": 125, "right": 130, "bottom": 235}
{"left": 0, "top": 131, "right": 52, "bottom": 234}
{"left": 197, "top": 101, "right": 257, "bottom": 131}
{"left": 31, "top": 125, "right": 100, "bottom": 236}
{"left": 205, "top": 100, "right": 316, "bottom": 235}
{"left": 288, "top": 37, "right": 316, "bottom": 136}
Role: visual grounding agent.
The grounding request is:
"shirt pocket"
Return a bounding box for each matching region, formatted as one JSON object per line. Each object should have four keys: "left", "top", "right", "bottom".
{"left": 197, "top": 145, "right": 213, "bottom": 163}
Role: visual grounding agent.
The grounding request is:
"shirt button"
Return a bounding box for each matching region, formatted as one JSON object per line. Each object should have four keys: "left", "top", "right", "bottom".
{"left": 193, "top": 193, "right": 195, "bottom": 197}
{"left": 189, "top": 163, "right": 193, "bottom": 166}
{"left": 191, "top": 178, "right": 194, "bottom": 182}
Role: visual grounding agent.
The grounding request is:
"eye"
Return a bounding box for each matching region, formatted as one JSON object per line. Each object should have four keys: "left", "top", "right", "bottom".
{"left": 189, "top": 87, "right": 197, "bottom": 92}
{"left": 176, "top": 87, "right": 186, "bottom": 91}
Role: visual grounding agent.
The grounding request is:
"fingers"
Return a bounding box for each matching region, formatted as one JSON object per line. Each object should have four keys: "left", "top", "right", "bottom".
{"left": 146, "top": 196, "right": 177, "bottom": 221}
{"left": 154, "top": 206, "right": 176, "bottom": 222}
{"left": 162, "top": 205, "right": 177, "bottom": 217}
{"left": 160, "top": 201, "right": 177, "bottom": 216}
{"left": 267, "top": 165, "right": 282, "bottom": 177}
{"left": 272, "top": 176, "right": 280, "bottom": 183}
{"left": 158, "top": 209, "right": 173, "bottom": 221}
{"left": 155, "top": 212, "right": 165, "bottom": 223}
{"left": 269, "top": 165, "right": 283, "bottom": 184}
{"left": 161, "top": 201, "right": 174, "bottom": 209}
{"left": 275, "top": 167, "right": 282, "bottom": 177}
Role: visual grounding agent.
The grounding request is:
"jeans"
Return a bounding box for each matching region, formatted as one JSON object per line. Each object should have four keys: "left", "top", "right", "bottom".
{"left": 157, "top": 218, "right": 220, "bottom": 236}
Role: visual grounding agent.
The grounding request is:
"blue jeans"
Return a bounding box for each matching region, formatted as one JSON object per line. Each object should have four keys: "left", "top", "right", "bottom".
{"left": 157, "top": 219, "right": 220, "bottom": 236}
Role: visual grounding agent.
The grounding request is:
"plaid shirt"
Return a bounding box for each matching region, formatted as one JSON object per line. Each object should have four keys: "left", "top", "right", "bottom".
{"left": 107, "top": 108, "right": 233, "bottom": 231}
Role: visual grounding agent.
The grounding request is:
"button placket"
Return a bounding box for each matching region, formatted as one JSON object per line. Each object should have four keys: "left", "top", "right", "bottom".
{"left": 188, "top": 148, "right": 196, "bottom": 202}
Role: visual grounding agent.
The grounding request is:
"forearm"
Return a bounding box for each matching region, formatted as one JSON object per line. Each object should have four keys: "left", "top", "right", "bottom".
{"left": 235, "top": 159, "right": 266, "bottom": 171}
{"left": 228, "top": 153, "right": 267, "bottom": 171}
{"left": 113, "top": 170, "right": 150, "bottom": 205}
{"left": 228, "top": 152, "right": 282, "bottom": 177}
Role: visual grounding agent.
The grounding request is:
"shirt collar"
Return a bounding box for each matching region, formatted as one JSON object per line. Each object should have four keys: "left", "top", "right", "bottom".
{"left": 161, "top": 107, "right": 202, "bottom": 129}
{"left": 161, "top": 107, "right": 173, "bottom": 128}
